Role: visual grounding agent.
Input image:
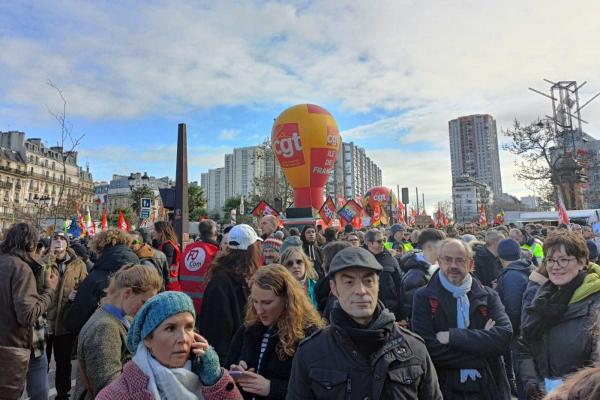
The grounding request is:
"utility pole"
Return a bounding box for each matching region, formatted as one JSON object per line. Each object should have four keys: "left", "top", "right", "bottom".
{"left": 416, "top": 187, "right": 420, "bottom": 214}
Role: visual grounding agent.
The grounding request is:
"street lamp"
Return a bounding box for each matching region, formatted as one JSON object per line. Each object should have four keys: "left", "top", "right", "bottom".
{"left": 28, "top": 194, "right": 52, "bottom": 227}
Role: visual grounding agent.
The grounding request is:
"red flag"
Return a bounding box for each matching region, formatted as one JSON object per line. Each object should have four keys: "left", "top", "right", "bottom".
{"left": 118, "top": 210, "right": 127, "bottom": 231}
{"left": 77, "top": 209, "right": 87, "bottom": 237}
{"left": 318, "top": 197, "right": 336, "bottom": 226}
{"left": 479, "top": 204, "right": 487, "bottom": 227}
{"left": 398, "top": 203, "right": 406, "bottom": 223}
{"left": 101, "top": 208, "right": 108, "bottom": 230}
{"left": 435, "top": 207, "right": 443, "bottom": 228}
{"left": 557, "top": 189, "right": 570, "bottom": 225}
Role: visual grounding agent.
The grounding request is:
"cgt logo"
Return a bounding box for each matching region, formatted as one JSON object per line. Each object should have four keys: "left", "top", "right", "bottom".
{"left": 372, "top": 193, "right": 387, "bottom": 202}
{"left": 273, "top": 123, "right": 305, "bottom": 168}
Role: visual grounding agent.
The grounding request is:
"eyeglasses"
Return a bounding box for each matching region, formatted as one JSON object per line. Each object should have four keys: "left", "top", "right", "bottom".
{"left": 348, "top": 238, "right": 360, "bottom": 242}
{"left": 441, "top": 256, "right": 467, "bottom": 266}
{"left": 545, "top": 257, "right": 576, "bottom": 267}
{"left": 371, "top": 239, "right": 384, "bottom": 244}
{"left": 286, "top": 259, "right": 304, "bottom": 267}
{"left": 131, "top": 240, "right": 141, "bottom": 245}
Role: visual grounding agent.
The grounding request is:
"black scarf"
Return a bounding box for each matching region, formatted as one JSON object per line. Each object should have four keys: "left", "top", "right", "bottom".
{"left": 522, "top": 271, "right": 586, "bottom": 341}
{"left": 331, "top": 304, "right": 393, "bottom": 359}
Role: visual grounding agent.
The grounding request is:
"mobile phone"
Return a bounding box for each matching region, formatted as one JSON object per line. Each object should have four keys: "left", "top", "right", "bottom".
{"left": 229, "top": 370, "right": 244, "bottom": 380}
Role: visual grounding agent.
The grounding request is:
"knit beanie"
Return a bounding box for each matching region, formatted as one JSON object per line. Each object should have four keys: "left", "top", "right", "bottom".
{"left": 497, "top": 238, "right": 521, "bottom": 262}
{"left": 262, "top": 237, "right": 282, "bottom": 253}
{"left": 280, "top": 235, "right": 302, "bottom": 255}
{"left": 390, "top": 224, "right": 405, "bottom": 236}
{"left": 127, "top": 291, "right": 196, "bottom": 353}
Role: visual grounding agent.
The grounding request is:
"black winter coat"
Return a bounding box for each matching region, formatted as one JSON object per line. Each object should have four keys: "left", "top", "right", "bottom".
{"left": 226, "top": 323, "right": 317, "bottom": 400}
{"left": 287, "top": 304, "right": 442, "bottom": 400}
{"left": 373, "top": 250, "right": 405, "bottom": 320}
{"left": 197, "top": 269, "right": 249, "bottom": 365}
{"left": 411, "top": 271, "right": 513, "bottom": 400}
{"left": 399, "top": 251, "right": 431, "bottom": 319}
{"left": 518, "top": 283, "right": 600, "bottom": 390}
{"left": 473, "top": 244, "right": 503, "bottom": 288}
{"left": 63, "top": 245, "right": 139, "bottom": 333}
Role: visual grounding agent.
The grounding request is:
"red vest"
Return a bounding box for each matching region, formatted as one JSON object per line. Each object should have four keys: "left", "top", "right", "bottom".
{"left": 180, "top": 241, "right": 219, "bottom": 315}
{"left": 158, "top": 240, "right": 181, "bottom": 292}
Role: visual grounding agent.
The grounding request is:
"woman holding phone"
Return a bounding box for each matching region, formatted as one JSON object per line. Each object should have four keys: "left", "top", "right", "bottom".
{"left": 226, "top": 265, "right": 324, "bottom": 399}
{"left": 97, "top": 291, "right": 242, "bottom": 400}
{"left": 74, "top": 264, "right": 162, "bottom": 400}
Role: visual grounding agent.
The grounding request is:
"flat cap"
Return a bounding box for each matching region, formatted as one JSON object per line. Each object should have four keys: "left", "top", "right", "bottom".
{"left": 328, "top": 247, "right": 383, "bottom": 277}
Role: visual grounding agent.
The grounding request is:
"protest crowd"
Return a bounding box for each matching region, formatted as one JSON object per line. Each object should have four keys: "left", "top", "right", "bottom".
{"left": 3, "top": 214, "right": 600, "bottom": 400}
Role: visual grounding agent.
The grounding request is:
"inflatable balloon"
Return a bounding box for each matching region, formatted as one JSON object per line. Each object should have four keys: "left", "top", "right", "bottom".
{"left": 362, "top": 186, "right": 398, "bottom": 227}
{"left": 271, "top": 104, "right": 341, "bottom": 209}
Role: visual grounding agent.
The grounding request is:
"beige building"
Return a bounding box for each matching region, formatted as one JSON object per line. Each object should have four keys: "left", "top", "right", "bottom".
{"left": 0, "top": 131, "right": 94, "bottom": 230}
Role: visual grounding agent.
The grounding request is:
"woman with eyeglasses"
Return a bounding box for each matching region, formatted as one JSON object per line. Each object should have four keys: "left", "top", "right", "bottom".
{"left": 518, "top": 230, "right": 600, "bottom": 399}
{"left": 226, "top": 265, "right": 324, "bottom": 399}
{"left": 279, "top": 247, "right": 318, "bottom": 308}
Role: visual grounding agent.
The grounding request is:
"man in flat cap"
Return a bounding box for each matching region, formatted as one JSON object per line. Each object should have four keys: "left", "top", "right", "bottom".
{"left": 287, "top": 247, "right": 441, "bottom": 399}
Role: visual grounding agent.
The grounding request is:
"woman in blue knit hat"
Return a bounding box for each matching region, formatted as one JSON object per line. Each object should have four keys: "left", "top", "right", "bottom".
{"left": 97, "top": 291, "right": 242, "bottom": 400}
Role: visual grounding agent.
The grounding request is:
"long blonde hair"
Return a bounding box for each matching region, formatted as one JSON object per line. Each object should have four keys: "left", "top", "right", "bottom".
{"left": 102, "top": 264, "right": 162, "bottom": 304}
{"left": 280, "top": 247, "right": 318, "bottom": 281}
{"left": 245, "top": 264, "right": 324, "bottom": 359}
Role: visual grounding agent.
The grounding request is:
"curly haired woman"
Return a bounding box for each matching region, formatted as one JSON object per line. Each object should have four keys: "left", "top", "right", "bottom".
{"left": 63, "top": 228, "right": 140, "bottom": 334}
{"left": 226, "top": 264, "right": 325, "bottom": 399}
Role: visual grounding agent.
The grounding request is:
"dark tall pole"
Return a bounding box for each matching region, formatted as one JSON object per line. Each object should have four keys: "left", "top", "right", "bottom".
{"left": 416, "top": 187, "right": 420, "bottom": 214}
{"left": 174, "top": 123, "right": 189, "bottom": 251}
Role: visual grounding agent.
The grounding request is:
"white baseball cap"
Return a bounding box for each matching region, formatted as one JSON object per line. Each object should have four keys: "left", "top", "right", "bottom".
{"left": 227, "top": 224, "right": 262, "bottom": 250}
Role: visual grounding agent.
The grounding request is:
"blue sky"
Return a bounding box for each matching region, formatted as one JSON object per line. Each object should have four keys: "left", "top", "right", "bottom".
{"left": 2, "top": 0, "right": 600, "bottom": 209}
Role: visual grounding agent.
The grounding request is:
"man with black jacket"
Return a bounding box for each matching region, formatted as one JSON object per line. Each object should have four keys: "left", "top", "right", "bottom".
{"left": 473, "top": 229, "right": 505, "bottom": 288}
{"left": 364, "top": 229, "right": 404, "bottom": 320}
{"left": 411, "top": 238, "right": 513, "bottom": 400}
{"left": 288, "top": 246, "right": 442, "bottom": 399}
{"left": 399, "top": 228, "right": 445, "bottom": 319}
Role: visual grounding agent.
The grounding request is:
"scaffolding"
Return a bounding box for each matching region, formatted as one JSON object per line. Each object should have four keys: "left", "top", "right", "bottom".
{"left": 529, "top": 80, "right": 600, "bottom": 209}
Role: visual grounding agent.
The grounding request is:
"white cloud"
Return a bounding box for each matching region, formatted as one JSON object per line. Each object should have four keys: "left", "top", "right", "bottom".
{"left": 3, "top": 0, "right": 600, "bottom": 200}
{"left": 218, "top": 129, "right": 239, "bottom": 141}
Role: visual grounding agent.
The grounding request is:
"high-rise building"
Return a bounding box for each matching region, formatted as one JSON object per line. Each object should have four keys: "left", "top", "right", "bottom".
{"left": 449, "top": 114, "right": 502, "bottom": 221}
{"left": 449, "top": 114, "right": 502, "bottom": 195}
{"left": 327, "top": 142, "right": 382, "bottom": 200}
{"left": 202, "top": 141, "right": 382, "bottom": 211}
{"left": 206, "top": 167, "right": 226, "bottom": 211}
{"left": 232, "top": 146, "right": 266, "bottom": 199}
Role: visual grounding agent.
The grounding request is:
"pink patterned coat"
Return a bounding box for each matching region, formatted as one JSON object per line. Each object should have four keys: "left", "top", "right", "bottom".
{"left": 96, "top": 361, "right": 242, "bottom": 400}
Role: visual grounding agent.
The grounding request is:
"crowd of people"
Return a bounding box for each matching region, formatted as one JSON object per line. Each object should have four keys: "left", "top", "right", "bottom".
{"left": 3, "top": 215, "right": 600, "bottom": 399}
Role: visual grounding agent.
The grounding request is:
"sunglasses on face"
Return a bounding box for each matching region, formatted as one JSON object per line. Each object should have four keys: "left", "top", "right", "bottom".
{"left": 131, "top": 240, "right": 141, "bottom": 245}
{"left": 371, "top": 239, "right": 384, "bottom": 244}
{"left": 286, "top": 259, "right": 304, "bottom": 267}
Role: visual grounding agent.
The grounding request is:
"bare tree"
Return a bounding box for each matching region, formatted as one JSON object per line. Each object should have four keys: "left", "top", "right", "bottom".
{"left": 45, "top": 80, "right": 85, "bottom": 229}
{"left": 503, "top": 119, "right": 557, "bottom": 206}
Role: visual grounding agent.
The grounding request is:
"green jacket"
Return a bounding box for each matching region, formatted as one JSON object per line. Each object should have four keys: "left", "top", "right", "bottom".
{"left": 522, "top": 242, "right": 543, "bottom": 264}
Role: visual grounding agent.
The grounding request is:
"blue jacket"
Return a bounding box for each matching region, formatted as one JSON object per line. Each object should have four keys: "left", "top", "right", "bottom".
{"left": 495, "top": 260, "right": 532, "bottom": 334}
